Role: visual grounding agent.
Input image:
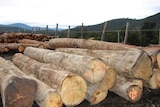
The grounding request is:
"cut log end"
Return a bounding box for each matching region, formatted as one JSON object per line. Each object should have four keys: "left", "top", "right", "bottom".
{"left": 104, "top": 68, "right": 116, "bottom": 89}
{"left": 157, "top": 53, "right": 160, "bottom": 69}
{"left": 148, "top": 69, "right": 160, "bottom": 89}
{"left": 84, "top": 59, "right": 106, "bottom": 83}
{"left": 90, "top": 90, "right": 108, "bottom": 105}
{"left": 4, "top": 76, "right": 37, "bottom": 107}
{"left": 60, "top": 75, "right": 87, "bottom": 106}
{"left": 127, "top": 85, "right": 142, "bottom": 103}
{"left": 44, "top": 92, "right": 62, "bottom": 107}
{"left": 18, "top": 45, "right": 25, "bottom": 53}
{"left": 133, "top": 53, "right": 153, "bottom": 80}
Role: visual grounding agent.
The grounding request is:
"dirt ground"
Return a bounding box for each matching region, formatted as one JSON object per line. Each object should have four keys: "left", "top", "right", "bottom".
{"left": 0, "top": 51, "right": 160, "bottom": 107}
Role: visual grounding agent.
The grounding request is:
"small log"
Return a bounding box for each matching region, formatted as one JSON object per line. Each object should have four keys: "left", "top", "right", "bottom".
{"left": 144, "top": 69, "right": 160, "bottom": 89}
{"left": 157, "top": 52, "right": 160, "bottom": 69}
{"left": 0, "top": 57, "right": 37, "bottom": 107}
{"left": 86, "top": 67, "right": 116, "bottom": 105}
{"left": 55, "top": 48, "right": 153, "bottom": 80}
{"left": 86, "top": 83, "right": 108, "bottom": 105}
{"left": 23, "top": 47, "right": 107, "bottom": 83}
{"left": 18, "top": 39, "right": 50, "bottom": 49}
{"left": 12, "top": 53, "right": 87, "bottom": 106}
{"left": 140, "top": 47, "right": 160, "bottom": 69}
{"left": 32, "top": 77, "right": 62, "bottom": 107}
{"left": 110, "top": 74, "right": 143, "bottom": 103}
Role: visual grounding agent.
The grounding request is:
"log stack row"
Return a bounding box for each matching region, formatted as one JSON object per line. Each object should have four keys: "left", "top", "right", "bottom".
{"left": 0, "top": 33, "right": 53, "bottom": 43}
{"left": 0, "top": 38, "right": 160, "bottom": 107}
{"left": 0, "top": 33, "right": 53, "bottom": 53}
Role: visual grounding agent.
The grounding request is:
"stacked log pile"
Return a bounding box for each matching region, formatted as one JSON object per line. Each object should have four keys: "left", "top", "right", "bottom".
{"left": 0, "top": 33, "right": 53, "bottom": 43}
{"left": 0, "top": 37, "right": 160, "bottom": 106}
{"left": 0, "top": 33, "right": 53, "bottom": 53}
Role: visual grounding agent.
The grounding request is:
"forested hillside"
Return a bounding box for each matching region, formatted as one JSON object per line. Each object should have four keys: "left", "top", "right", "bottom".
{"left": 72, "top": 12, "right": 160, "bottom": 31}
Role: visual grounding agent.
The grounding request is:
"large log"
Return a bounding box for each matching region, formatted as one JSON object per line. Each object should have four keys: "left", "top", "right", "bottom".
{"left": 23, "top": 47, "right": 107, "bottom": 83}
{"left": 86, "top": 67, "right": 116, "bottom": 105}
{"left": 48, "top": 38, "right": 137, "bottom": 50}
{"left": 110, "top": 74, "right": 143, "bottom": 103}
{"left": 6, "top": 59, "right": 62, "bottom": 107}
{"left": 0, "top": 57, "right": 37, "bottom": 107}
{"left": 12, "top": 53, "right": 87, "bottom": 106}
{"left": 55, "top": 48, "right": 153, "bottom": 81}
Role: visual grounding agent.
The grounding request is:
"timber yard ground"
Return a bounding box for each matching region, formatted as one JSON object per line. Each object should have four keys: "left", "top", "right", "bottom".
{"left": 1, "top": 51, "right": 160, "bottom": 107}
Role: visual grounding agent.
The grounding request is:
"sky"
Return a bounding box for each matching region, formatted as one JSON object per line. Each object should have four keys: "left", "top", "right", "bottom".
{"left": 0, "top": 0, "right": 160, "bottom": 28}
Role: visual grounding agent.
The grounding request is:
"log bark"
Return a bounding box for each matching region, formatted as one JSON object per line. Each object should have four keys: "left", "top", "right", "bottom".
{"left": 48, "top": 38, "right": 137, "bottom": 50}
{"left": 55, "top": 48, "right": 153, "bottom": 81}
{"left": 23, "top": 47, "right": 107, "bottom": 83}
{"left": 86, "top": 67, "right": 116, "bottom": 105}
{"left": 12, "top": 53, "right": 87, "bottom": 106}
{"left": 144, "top": 69, "right": 160, "bottom": 89}
{"left": 110, "top": 74, "right": 143, "bottom": 103}
{"left": 0, "top": 57, "right": 37, "bottom": 107}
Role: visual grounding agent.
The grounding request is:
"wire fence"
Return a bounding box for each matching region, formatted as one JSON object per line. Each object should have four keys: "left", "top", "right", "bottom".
{"left": 0, "top": 26, "right": 160, "bottom": 46}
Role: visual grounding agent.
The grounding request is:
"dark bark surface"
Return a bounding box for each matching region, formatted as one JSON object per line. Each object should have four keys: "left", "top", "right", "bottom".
{"left": 0, "top": 51, "right": 160, "bottom": 107}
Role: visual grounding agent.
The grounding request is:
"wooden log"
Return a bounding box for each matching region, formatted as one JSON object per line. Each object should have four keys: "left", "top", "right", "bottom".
{"left": 32, "top": 77, "right": 62, "bottom": 107}
{"left": 0, "top": 43, "right": 42, "bottom": 53}
{"left": 12, "top": 53, "right": 87, "bottom": 106}
{"left": 110, "top": 74, "right": 143, "bottom": 103}
{"left": 18, "top": 39, "right": 50, "bottom": 49}
{"left": 0, "top": 57, "right": 37, "bottom": 107}
{"left": 144, "top": 69, "right": 160, "bottom": 89}
{"left": 55, "top": 48, "right": 153, "bottom": 81}
{"left": 157, "top": 52, "right": 160, "bottom": 69}
{"left": 23, "top": 47, "right": 107, "bottom": 83}
{"left": 86, "top": 67, "right": 116, "bottom": 105}
{"left": 86, "top": 83, "right": 108, "bottom": 105}
{"left": 5, "top": 59, "right": 62, "bottom": 107}
{"left": 139, "top": 47, "right": 160, "bottom": 69}
{"left": 48, "top": 38, "right": 137, "bottom": 50}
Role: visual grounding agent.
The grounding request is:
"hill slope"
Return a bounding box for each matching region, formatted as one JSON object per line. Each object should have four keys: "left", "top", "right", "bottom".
{"left": 72, "top": 12, "right": 160, "bottom": 31}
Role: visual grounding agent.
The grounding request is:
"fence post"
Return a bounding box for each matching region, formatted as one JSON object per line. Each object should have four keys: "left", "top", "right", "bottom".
{"left": 159, "top": 28, "right": 160, "bottom": 44}
{"left": 101, "top": 21, "right": 107, "bottom": 41}
{"left": 138, "top": 29, "right": 141, "bottom": 45}
{"left": 124, "top": 22, "right": 129, "bottom": 44}
{"left": 67, "top": 26, "right": 70, "bottom": 38}
{"left": 117, "top": 30, "right": 120, "bottom": 43}
{"left": 36, "top": 27, "right": 39, "bottom": 34}
{"left": 38, "top": 27, "right": 41, "bottom": 34}
{"left": 55, "top": 23, "right": 58, "bottom": 36}
{"left": 46, "top": 25, "right": 48, "bottom": 36}
{"left": 81, "top": 23, "right": 84, "bottom": 39}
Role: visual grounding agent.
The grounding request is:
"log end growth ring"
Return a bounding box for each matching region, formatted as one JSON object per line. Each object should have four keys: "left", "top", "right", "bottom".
{"left": 90, "top": 90, "right": 108, "bottom": 105}
{"left": 128, "top": 85, "right": 142, "bottom": 103}
{"left": 60, "top": 75, "right": 87, "bottom": 106}
{"left": 84, "top": 59, "right": 106, "bottom": 83}
{"left": 44, "top": 92, "right": 62, "bottom": 107}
